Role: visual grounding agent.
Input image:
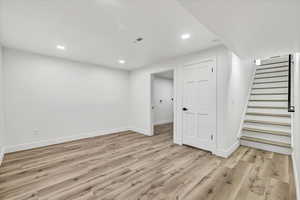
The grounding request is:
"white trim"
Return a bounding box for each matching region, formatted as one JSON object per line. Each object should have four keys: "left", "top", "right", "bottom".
{"left": 292, "top": 153, "right": 300, "bottom": 200}
{"left": 237, "top": 64, "right": 257, "bottom": 138}
{"left": 173, "top": 67, "right": 179, "bottom": 145}
{"left": 153, "top": 120, "right": 173, "bottom": 125}
{"left": 150, "top": 74, "right": 154, "bottom": 136}
{"left": 4, "top": 127, "right": 129, "bottom": 153}
{"left": 0, "top": 146, "right": 4, "bottom": 166}
{"left": 291, "top": 111, "right": 295, "bottom": 149}
{"left": 214, "top": 141, "right": 240, "bottom": 158}
{"left": 129, "top": 127, "right": 151, "bottom": 136}
{"left": 149, "top": 68, "right": 176, "bottom": 138}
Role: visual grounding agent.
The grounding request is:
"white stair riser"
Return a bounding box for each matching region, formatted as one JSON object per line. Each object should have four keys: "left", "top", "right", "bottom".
{"left": 242, "top": 131, "right": 290, "bottom": 143}
{"left": 255, "top": 71, "right": 288, "bottom": 78}
{"left": 243, "top": 123, "right": 291, "bottom": 132}
{"left": 254, "top": 76, "right": 288, "bottom": 83}
{"left": 257, "top": 61, "right": 288, "bottom": 68}
{"left": 250, "top": 94, "right": 287, "bottom": 100}
{"left": 240, "top": 140, "right": 291, "bottom": 155}
{"left": 248, "top": 101, "right": 288, "bottom": 107}
{"left": 245, "top": 115, "right": 291, "bottom": 123}
{"left": 251, "top": 88, "right": 287, "bottom": 93}
{"left": 260, "top": 56, "right": 288, "bottom": 64}
{"left": 247, "top": 108, "right": 289, "bottom": 115}
{"left": 253, "top": 82, "right": 288, "bottom": 88}
{"left": 256, "top": 66, "right": 288, "bottom": 74}
{"left": 259, "top": 63, "right": 288, "bottom": 68}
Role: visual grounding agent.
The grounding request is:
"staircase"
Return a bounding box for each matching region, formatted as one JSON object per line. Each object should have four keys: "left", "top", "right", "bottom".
{"left": 240, "top": 55, "right": 293, "bottom": 154}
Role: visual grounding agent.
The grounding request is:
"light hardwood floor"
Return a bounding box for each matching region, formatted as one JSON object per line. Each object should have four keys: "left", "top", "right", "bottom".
{"left": 0, "top": 123, "right": 296, "bottom": 200}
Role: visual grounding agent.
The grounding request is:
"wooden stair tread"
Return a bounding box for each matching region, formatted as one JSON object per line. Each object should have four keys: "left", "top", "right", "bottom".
{"left": 244, "top": 119, "right": 291, "bottom": 127}
{"left": 254, "top": 80, "right": 288, "bottom": 84}
{"left": 251, "top": 93, "right": 287, "bottom": 95}
{"left": 240, "top": 136, "right": 291, "bottom": 148}
{"left": 252, "top": 86, "right": 288, "bottom": 90}
{"left": 254, "top": 75, "right": 288, "bottom": 80}
{"left": 256, "top": 65, "right": 288, "bottom": 71}
{"left": 248, "top": 106, "right": 287, "bottom": 110}
{"left": 242, "top": 127, "right": 290, "bottom": 136}
{"left": 246, "top": 112, "right": 291, "bottom": 117}
{"left": 259, "top": 60, "right": 288, "bottom": 66}
{"left": 249, "top": 99, "right": 288, "bottom": 102}
{"left": 255, "top": 69, "right": 288, "bottom": 75}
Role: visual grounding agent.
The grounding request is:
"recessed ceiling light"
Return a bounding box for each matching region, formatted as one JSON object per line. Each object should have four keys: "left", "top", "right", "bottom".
{"left": 181, "top": 33, "right": 191, "bottom": 40}
{"left": 56, "top": 45, "right": 65, "bottom": 50}
{"left": 118, "top": 60, "right": 126, "bottom": 64}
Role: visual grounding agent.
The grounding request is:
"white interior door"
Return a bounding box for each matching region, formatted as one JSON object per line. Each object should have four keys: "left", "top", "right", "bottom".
{"left": 182, "top": 59, "right": 216, "bottom": 152}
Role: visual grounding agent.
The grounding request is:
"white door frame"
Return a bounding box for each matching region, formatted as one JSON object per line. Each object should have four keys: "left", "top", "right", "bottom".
{"left": 149, "top": 69, "right": 176, "bottom": 141}
{"left": 176, "top": 57, "right": 217, "bottom": 152}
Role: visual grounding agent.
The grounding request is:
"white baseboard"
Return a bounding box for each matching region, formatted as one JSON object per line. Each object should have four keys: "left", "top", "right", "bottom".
{"left": 154, "top": 120, "right": 173, "bottom": 125}
{"left": 215, "top": 141, "right": 240, "bottom": 158}
{"left": 4, "top": 127, "right": 129, "bottom": 153}
{"left": 0, "top": 146, "right": 4, "bottom": 166}
{"left": 129, "top": 127, "right": 151, "bottom": 136}
{"left": 292, "top": 153, "right": 300, "bottom": 200}
{"left": 173, "top": 138, "right": 182, "bottom": 146}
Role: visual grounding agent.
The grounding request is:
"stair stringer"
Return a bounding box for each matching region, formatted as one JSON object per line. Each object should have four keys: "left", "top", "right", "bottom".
{"left": 237, "top": 64, "right": 257, "bottom": 138}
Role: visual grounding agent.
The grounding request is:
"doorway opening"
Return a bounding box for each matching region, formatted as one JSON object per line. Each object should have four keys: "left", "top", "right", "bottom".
{"left": 150, "top": 70, "right": 175, "bottom": 139}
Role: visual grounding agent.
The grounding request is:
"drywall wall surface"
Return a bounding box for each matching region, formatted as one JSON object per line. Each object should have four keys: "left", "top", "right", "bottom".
{"left": 129, "top": 45, "right": 253, "bottom": 155}
{"left": 1, "top": 45, "right": 253, "bottom": 158}
{"left": 3, "top": 48, "right": 130, "bottom": 150}
{"left": 152, "top": 76, "right": 173, "bottom": 125}
{"left": 220, "top": 53, "right": 254, "bottom": 154}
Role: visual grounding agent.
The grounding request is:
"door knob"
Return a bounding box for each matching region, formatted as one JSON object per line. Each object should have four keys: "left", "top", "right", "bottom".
{"left": 182, "top": 107, "right": 188, "bottom": 111}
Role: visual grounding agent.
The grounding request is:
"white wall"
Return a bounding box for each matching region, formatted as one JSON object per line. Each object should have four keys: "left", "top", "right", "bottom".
{"left": 0, "top": 45, "right": 253, "bottom": 159}
{"left": 152, "top": 76, "right": 173, "bottom": 125}
{"left": 129, "top": 45, "right": 254, "bottom": 157}
{"left": 293, "top": 53, "right": 300, "bottom": 198}
{"left": 223, "top": 53, "right": 254, "bottom": 150}
{"left": 3, "top": 48, "right": 130, "bottom": 152}
{"left": 0, "top": 45, "right": 5, "bottom": 163}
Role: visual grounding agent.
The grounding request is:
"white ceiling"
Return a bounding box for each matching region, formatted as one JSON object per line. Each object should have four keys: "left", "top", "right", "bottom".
{"left": 155, "top": 70, "right": 174, "bottom": 80}
{"left": 178, "top": 0, "right": 300, "bottom": 59}
{"left": 0, "top": 0, "right": 220, "bottom": 70}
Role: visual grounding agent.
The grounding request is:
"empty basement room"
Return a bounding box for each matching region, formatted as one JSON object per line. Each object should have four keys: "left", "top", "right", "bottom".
{"left": 0, "top": 1, "right": 300, "bottom": 200}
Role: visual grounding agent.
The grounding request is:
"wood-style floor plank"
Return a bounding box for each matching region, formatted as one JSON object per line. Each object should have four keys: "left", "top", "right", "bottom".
{"left": 0, "top": 123, "right": 296, "bottom": 200}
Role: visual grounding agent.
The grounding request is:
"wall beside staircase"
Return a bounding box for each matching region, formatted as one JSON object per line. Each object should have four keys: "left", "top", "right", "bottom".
{"left": 226, "top": 54, "right": 254, "bottom": 143}
{"left": 293, "top": 53, "right": 300, "bottom": 198}
{"left": 215, "top": 53, "right": 254, "bottom": 156}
